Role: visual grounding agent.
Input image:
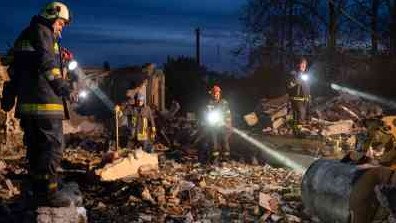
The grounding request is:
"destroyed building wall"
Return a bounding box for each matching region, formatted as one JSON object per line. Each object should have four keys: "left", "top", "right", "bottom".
{"left": 0, "top": 63, "right": 23, "bottom": 151}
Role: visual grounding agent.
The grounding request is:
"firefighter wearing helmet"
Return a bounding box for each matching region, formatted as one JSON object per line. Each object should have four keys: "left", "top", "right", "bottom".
{"left": 1, "top": 2, "right": 74, "bottom": 207}
{"left": 204, "top": 85, "right": 232, "bottom": 164}
{"left": 123, "top": 92, "right": 156, "bottom": 153}
{"left": 286, "top": 57, "right": 311, "bottom": 132}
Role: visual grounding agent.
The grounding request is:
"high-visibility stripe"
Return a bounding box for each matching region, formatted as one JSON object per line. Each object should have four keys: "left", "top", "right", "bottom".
{"left": 211, "top": 151, "right": 220, "bottom": 157}
{"left": 54, "top": 42, "right": 60, "bottom": 53}
{"left": 15, "top": 40, "right": 35, "bottom": 52}
{"left": 291, "top": 96, "right": 310, "bottom": 101}
{"left": 44, "top": 68, "right": 62, "bottom": 81}
{"left": 20, "top": 103, "right": 64, "bottom": 111}
{"left": 137, "top": 118, "right": 148, "bottom": 141}
{"left": 48, "top": 182, "right": 58, "bottom": 190}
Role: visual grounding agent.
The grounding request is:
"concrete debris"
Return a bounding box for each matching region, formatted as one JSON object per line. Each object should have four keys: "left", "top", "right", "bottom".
{"left": 0, "top": 64, "right": 23, "bottom": 153}
{"left": 96, "top": 149, "right": 158, "bottom": 181}
{"left": 259, "top": 192, "right": 279, "bottom": 213}
{"left": 36, "top": 206, "right": 87, "bottom": 223}
{"left": 252, "top": 93, "right": 384, "bottom": 137}
{"left": 58, "top": 142, "right": 310, "bottom": 222}
{"left": 0, "top": 161, "right": 6, "bottom": 173}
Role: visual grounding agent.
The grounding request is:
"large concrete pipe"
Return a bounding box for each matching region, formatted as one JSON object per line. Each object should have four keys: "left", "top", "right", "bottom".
{"left": 302, "top": 159, "right": 395, "bottom": 223}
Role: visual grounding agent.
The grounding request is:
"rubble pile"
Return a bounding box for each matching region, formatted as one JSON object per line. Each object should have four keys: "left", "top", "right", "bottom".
{"left": 0, "top": 63, "right": 23, "bottom": 154}
{"left": 56, "top": 142, "right": 309, "bottom": 222}
{"left": 0, "top": 160, "right": 22, "bottom": 201}
{"left": 312, "top": 94, "right": 383, "bottom": 121}
{"left": 89, "top": 163, "right": 305, "bottom": 222}
{"left": 251, "top": 93, "right": 383, "bottom": 138}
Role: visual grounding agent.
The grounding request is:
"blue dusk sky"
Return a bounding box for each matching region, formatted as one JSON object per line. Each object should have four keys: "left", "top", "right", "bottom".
{"left": 0, "top": 0, "right": 247, "bottom": 71}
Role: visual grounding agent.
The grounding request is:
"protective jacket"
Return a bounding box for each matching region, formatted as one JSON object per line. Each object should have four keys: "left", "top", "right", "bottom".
{"left": 205, "top": 98, "right": 232, "bottom": 161}
{"left": 206, "top": 99, "right": 232, "bottom": 129}
{"left": 1, "top": 16, "right": 69, "bottom": 119}
{"left": 124, "top": 105, "right": 156, "bottom": 141}
{"left": 286, "top": 70, "right": 310, "bottom": 102}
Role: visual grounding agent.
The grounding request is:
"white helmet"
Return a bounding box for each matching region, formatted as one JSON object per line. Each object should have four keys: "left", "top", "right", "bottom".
{"left": 40, "top": 1, "right": 71, "bottom": 24}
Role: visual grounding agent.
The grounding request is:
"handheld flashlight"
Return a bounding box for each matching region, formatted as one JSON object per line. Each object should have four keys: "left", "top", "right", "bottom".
{"left": 300, "top": 73, "right": 309, "bottom": 82}
{"left": 206, "top": 110, "right": 223, "bottom": 126}
{"left": 68, "top": 60, "right": 78, "bottom": 71}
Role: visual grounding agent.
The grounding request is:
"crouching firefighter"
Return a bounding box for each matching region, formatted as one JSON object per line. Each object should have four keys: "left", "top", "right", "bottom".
{"left": 124, "top": 93, "right": 156, "bottom": 153}
{"left": 1, "top": 2, "right": 75, "bottom": 207}
{"left": 203, "top": 85, "right": 232, "bottom": 164}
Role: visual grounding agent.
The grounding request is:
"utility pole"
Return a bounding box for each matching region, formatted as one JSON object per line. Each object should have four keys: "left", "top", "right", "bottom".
{"left": 195, "top": 27, "right": 201, "bottom": 65}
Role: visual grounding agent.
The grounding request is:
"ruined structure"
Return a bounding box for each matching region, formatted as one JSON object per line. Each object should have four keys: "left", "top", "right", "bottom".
{"left": 0, "top": 62, "right": 23, "bottom": 151}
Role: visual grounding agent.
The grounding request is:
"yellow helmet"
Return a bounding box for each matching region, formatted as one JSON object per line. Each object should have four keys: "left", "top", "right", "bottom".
{"left": 40, "top": 1, "right": 71, "bottom": 24}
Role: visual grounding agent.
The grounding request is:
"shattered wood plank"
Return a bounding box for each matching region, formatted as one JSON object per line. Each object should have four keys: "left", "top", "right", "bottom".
{"left": 244, "top": 112, "right": 259, "bottom": 126}
{"left": 272, "top": 118, "right": 285, "bottom": 130}
{"left": 270, "top": 107, "right": 288, "bottom": 122}
{"left": 96, "top": 149, "right": 158, "bottom": 181}
{"left": 321, "top": 120, "right": 354, "bottom": 136}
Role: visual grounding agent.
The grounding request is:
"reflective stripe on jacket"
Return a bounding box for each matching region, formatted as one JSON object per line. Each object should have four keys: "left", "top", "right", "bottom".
{"left": 11, "top": 15, "right": 65, "bottom": 119}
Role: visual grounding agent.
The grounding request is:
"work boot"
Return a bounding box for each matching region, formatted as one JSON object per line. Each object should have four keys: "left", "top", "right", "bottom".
{"left": 209, "top": 151, "right": 220, "bottom": 166}
{"left": 34, "top": 175, "right": 72, "bottom": 207}
{"left": 44, "top": 190, "right": 72, "bottom": 207}
{"left": 220, "top": 152, "right": 230, "bottom": 163}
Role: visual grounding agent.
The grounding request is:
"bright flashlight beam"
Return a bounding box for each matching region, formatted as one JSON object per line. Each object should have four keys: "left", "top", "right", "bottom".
{"left": 301, "top": 74, "right": 309, "bottom": 82}
{"left": 79, "top": 90, "right": 88, "bottom": 98}
{"left": 232, "top": 127, "right": 307, "bottom": 173}
{"left": 72, "top": 67, "right": 115, "bottom": 110}
{"left": 331, "top": 83, "right": 396, "bottom": 109}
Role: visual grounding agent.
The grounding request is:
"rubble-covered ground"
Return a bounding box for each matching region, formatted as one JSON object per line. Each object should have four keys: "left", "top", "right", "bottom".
{"left": 0, "top": 132, "right": 314, "bottom": 223}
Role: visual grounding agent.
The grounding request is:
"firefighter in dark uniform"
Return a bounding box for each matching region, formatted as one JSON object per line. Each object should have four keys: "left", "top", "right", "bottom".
{"left": 124, "top": 93, "right": 156, "bottom": 153}
{"left": 205, "top": 85, "right": 232, "bottom": 163}
{"left": 1, "top": 2, "right": 73, "bottom": 207}
{"left": 286, "top": 57, "right": 311, "bottom": 128}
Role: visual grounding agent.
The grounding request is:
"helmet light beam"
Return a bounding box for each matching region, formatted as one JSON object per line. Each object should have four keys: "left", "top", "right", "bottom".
{"left": 330, "top": 83, "right": 396, "bottom": 109}
{"left": 231, "top": 127, "right": 307, "bottom": 173}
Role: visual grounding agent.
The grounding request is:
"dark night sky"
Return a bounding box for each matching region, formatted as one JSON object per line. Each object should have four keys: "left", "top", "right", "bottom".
{"left": 0, "top": 0, "right": 247, "bottom": 71}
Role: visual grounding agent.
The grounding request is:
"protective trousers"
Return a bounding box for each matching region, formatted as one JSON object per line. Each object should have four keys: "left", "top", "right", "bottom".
{"left": 291, "top": 100, "right": 309, "bottom": 123}
{"left": 210, "top": 129, "right": 230, "bottom": 162}
{"left": 20, "top": 118, "right": 64, "bottom": 195}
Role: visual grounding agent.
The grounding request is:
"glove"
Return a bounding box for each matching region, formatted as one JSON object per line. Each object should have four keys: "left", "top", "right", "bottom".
{"left": 49, "top": 78, "right": 71, "bottom": 98}
{"left": 61, "top": 47, "right": 74, "bottom": 62}
{"left": 1, "top": 81, "right": 17, "bottom": 112}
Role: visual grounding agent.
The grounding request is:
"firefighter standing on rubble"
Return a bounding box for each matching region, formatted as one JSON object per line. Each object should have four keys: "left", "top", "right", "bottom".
{"left": 1, "top": 2, "right": 74, "bottom": 207}
{"left": 124, "top": 93, "right": 156, "bottom": 153}
{"left": 286, "top": 57, "right": 311, "bottom": 129}
{"left": 204, "top": 85, "right": 232, "bottom": 163}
